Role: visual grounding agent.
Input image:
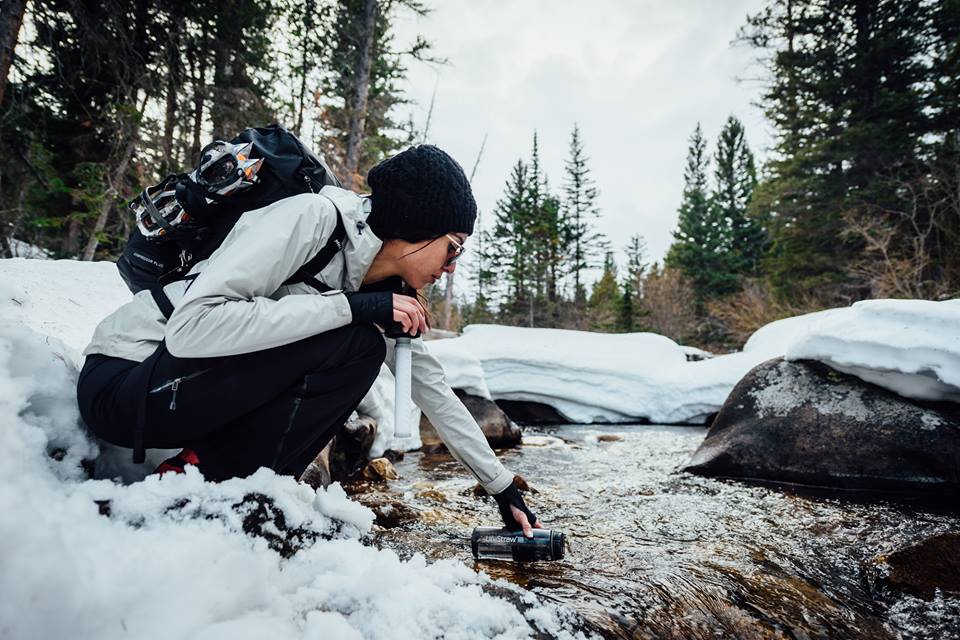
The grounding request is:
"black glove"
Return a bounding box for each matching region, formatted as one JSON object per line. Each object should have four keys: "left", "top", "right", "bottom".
{"left": 493, "top": 482, "right": 537, "bottom": 532}
{"left": 343, "top": 291, "right": 393, "bottom": 325}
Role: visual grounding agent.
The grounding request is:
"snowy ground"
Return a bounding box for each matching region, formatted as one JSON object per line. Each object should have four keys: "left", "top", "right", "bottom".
{"left": 0, "top": 259, "right": 587, "bottom": 638}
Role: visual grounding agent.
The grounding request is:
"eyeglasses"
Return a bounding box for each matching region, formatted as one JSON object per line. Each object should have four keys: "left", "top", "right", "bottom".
{"left": 444, "top": 234, "right": 466, "bottom": 267}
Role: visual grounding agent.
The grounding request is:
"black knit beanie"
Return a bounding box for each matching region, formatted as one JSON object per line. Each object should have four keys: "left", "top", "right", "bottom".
{"left": 366, "top": 145, "right": 477, "bottom": 242}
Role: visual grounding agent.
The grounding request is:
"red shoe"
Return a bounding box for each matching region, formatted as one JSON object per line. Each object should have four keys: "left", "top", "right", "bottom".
{"left": 154, "top": 449, "right": 201, "bottom": 475}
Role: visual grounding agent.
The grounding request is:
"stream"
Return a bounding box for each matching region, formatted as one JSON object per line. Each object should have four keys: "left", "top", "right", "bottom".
{"left": 348, "top": 424, "right": 960, "bottom": 639}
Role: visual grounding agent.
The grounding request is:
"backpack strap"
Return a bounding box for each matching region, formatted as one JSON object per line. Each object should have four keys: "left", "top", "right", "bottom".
{"left": 282, "top": 207, "right": 347, "bottom": 292}
{"left": 150, "top": 205, "right": 348, "bottom": 320}
{"left": 149, "top": 286, "right": 176, "bottom": 320}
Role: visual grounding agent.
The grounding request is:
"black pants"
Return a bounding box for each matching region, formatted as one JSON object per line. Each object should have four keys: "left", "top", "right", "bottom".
{"left": 77, "top": 324, "right": 386, "bottom": 481}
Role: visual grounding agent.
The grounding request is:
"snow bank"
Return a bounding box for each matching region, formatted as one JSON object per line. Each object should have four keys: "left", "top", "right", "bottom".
{"left": 427, "top": 301, "right": 960, "bottom": 424}
{"left": 785, "top": 299, "right": 960, "bottom": 402}
{"left": 0, "top": 285, "right": 586, "bottom": 639}
{"left": 427, "top": 325, "right": 722, "bottom": 424}
{"left": 0, "top": 258, "right": 133, "bottom": 365}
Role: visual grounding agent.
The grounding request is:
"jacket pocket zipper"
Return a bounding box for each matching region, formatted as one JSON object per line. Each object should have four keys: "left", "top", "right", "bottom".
{"left": 149, "top": 368, "right": 212, "bottom": 411}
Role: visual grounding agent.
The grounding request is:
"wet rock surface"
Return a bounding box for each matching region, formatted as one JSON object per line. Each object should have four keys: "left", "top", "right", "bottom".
{"left": 367, "top": 499, "right": 419, "bottom": 528}
{"left": 362, "top": 457, "right": 398, "bottom": 481}
{"left": 872, "top": 532, "right": 960, "bottom": 599}
{"left": 683, "top": 358, "right": 960, "bottom": 494}
{"left": 421, "top": 390, "right": 522, "bottom": 451}
{"left": 494, "top": 399, "right": 570, "bottom": 425}
{"left": 348, "top": 424, "right": 960, "bottom": 639}
{"left": 300, "top": 414, "right": 378, "bottom": 489}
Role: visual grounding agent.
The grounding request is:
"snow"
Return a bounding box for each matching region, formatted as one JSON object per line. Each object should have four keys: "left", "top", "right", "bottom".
{"left": 0, "top": 261, "right": 587, "bottom": 639}
{"left": 427, "top": 324, "right": 747, "bottom": 424}
{"left": 785, "top": 299, "right": 960, "bottom": 403}
{"left": 8, "top": 237, "right": 52, "bottom": 259}
{"left": 426, "top": 301, "right": 960, "bottom": 424}
{"left": 0, "top": 258, "right": 133, "bottom": 365}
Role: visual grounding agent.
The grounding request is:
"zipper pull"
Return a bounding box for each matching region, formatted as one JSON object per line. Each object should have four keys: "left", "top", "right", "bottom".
{"left": 169, "top": 378, "right": 181, "bottom": 411}
{"left": 303, "top": 174, "right": 316, "bottom": 193}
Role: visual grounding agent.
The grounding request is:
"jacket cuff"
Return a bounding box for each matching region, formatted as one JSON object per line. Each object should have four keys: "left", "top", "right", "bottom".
{"left": 343, "top": 291, "right": 393, "bottom": 325}
{"left": 482, "top": 467, "right": 516, "bottom": 496}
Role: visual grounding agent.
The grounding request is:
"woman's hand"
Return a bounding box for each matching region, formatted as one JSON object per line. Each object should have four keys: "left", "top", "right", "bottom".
{"left": 392, "top": 293, "right": 428, "bottom": 336}
{"left": 508, "top": 504, "right": 544, "bottom": 538}
{"left": 493, "top": 482, "right": 544, "bottom": 538}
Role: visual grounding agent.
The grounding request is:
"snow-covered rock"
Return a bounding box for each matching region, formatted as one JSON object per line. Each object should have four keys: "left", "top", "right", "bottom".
{"left": 683, "top": 357, "right": 960, "bottom": 493}
{"left": 0, "top": 263, "right": 587, "bottom": 640}
{"left": 785, "top": 299, "right": 960, "bottom": 403}
{"left": 8, "top": 238, "right": 52, "bottom": 259}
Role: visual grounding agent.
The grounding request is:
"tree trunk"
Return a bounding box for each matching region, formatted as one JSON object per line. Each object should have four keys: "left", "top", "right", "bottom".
{"left": 188, "top": 22, "right": 209, "bottom": 164}
{"left": 209, "top": 43, "right": 227, "bottom": 141}
{"left": 0, "top": 0, "right": 27, "bottom": 106}
{"left": 81, "top": 130, "right": 138, "bottom": 260}
{"left": 63, "top": 217, "right": 81, "bottom": 257}
{"left": 443, "top": 272, "right": 454, "bottom": 330}
{"left": 161, "top": 23, "right": 180, "bottom": 174}
{"left": 343, "top": 0, "right": 379, "bottom": 190}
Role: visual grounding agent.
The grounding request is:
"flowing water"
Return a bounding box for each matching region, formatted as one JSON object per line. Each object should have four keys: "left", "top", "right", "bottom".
{"left": 348, "top": 425, "right": 960, "bottom": 639}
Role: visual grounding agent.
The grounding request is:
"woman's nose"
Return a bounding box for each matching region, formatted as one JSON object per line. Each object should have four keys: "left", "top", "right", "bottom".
{"left": 442, "top": 261, "right": 457, "bottom": 274}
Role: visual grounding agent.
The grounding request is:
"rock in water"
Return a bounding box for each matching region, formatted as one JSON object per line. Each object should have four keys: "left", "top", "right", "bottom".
{"left": 362, "top": 457, "right": 399, "bottom": 481}
{"left": 683, "top": 358, "right": 960, "bottom": 494}
{"left": 300, "top": 414, "right": 378, "bottom": 488}
{"left": 495, "top": 399, "right": 569, "bottom": 425}
{"left": 421, "top": 390, "right": 522, "bottom": 451}
{"left": 871, "top": 532, "right": 960, "bottom": 598}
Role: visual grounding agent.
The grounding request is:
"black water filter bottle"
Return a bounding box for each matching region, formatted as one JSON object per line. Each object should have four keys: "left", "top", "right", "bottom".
{"left": 471, "top": 527, "right": 566, "bottom": 562}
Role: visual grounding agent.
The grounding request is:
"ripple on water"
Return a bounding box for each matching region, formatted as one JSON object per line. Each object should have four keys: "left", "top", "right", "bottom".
{"left": 357, "top": 424, "right": 960, "bottom": 640}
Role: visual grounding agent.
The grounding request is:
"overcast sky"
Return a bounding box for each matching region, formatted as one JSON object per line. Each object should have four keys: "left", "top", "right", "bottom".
{"left": 392, "top": 0, "right": 772, "bottom": 287}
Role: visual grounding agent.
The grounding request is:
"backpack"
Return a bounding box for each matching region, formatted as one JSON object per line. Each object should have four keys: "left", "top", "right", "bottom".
{"left": 117, "top": 124, "right": 347, "bottom": 318}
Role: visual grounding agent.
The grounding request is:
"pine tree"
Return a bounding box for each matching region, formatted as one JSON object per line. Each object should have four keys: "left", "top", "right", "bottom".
{"left": 490, "top": 159, "right": 532, "bottom": 322}
{"left": 624, "top": 234, "right": 649, "bottom": 295}
{"left": 623, "top": 233, "right": 650, "bottom": 329}
{"left": 712, "top": 115, "right": 766, "bottom": 276}
{"left": 525, "top": 132, "right": 567, "bottom": 324}
{"left": 320, "top": 0, "right": 432, "bottom": 189}
{"left": 740, "top": 0, "right": 936, "bottom": 300}
{"left": 617, "top": 280, "right": 635, "bottom": 332}
{"left": 665, "top": 124, "right": 738, "bottom": 309}
{"left": 588, "top": 251, "right": 620, "bottom": 332}
{"left": 562, "top": 123, "right": 603, "bottom": 305}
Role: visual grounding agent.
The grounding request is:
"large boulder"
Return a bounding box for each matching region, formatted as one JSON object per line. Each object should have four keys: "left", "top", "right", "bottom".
{"left": 683, "top": 358, "right": 960, "bottom": 494}
{"left": 420, "top": 390, "right": 522, "bottom": 452}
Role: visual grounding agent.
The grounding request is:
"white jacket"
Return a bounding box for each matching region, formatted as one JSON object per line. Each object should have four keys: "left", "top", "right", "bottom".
{"left": 83, "top": 186, "right": 513, "bottom": 494}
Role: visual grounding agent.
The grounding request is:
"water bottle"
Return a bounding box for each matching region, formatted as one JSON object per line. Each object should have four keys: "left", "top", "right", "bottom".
{"left": 392, "top": 335, "right": 413, "bottom": 437}
{"left": 471, "top": 527, "right": 566, "bottom": 562}
{"left": 385, "top": 286, "right": 419, "bottom": 439}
